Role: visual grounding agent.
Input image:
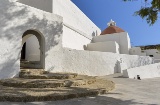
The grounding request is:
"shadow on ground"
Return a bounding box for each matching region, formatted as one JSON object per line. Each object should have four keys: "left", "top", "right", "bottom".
{"left": 0, "top": 93, "right": 157, "bottom": 105}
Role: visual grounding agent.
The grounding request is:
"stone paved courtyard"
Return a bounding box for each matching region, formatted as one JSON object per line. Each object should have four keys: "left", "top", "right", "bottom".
{"left": 0, "top": 73, "right": 160, "bottom": 105}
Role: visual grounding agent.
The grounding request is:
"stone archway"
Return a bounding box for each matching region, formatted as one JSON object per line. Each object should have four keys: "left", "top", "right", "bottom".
{"left": 21, "top": 29, "right": 45, "bottom": 69}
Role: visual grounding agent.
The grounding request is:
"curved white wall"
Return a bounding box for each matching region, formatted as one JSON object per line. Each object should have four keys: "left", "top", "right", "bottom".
{"left": 0, "top": 0, "right": 63, "bottom": 79}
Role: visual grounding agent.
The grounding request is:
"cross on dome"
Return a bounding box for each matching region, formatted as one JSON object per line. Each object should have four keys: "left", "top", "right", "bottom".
{"left": 107, "top": 19, "right": 116, "bottom": 27}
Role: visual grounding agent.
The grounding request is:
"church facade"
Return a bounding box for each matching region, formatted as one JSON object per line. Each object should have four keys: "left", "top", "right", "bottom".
{"left": 0, "top": 0, "right": 159, "bottom": 79}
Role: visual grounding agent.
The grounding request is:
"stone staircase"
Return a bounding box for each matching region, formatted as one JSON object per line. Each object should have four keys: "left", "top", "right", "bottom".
{"left": 0, "top": 69, "right": 115, "bottom": 102}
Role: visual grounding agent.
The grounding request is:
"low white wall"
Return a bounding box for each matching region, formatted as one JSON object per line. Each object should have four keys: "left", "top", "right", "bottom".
{"left": 154, "top": 54, "right": 160, "bottom": 59}
{"left": 17, "top": 0, "right": 53, "bottom": 12}
{"left": 123, "top": 63, "right": 160, "bottom": 79}
{"left": 92, "top": 32, "right": 131, "bottom": 54}
{"left": 25, "top": 36, "right": 40, "bottom": 61}
{"left": 129, "top": 47, "right": 146, "bottom": 56}
{"left": 144, "top": 49, "right": 160, "bottom": 59}
{"left": 86, "top": 41, "right": 119, "bottom": 53}
{"left": 141, "top": 53, "right": 147, "bottom": 56}
{"left": 154, "top": 59, "right": 160, "bottom": 63}
{"left": 49, "top": 48, "right": 153, "bottom": 76}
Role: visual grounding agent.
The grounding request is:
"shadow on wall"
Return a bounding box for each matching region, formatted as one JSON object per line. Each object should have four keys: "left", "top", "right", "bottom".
{"left": 114, "top": 60, "right": 119, "bottom": 73}
{"left": 0, "top": 0, "right": 63, "bottom": 78}
{"left": 0, "top": 0, "right": 63, "bottom": 50}
{"left": 92, "top": 31, "right": 95, "bottom": 37}
{"left": 92, "top": 30, "right": 98, "bottom": 37}
{"left": 83, "top": 45, "right": 87, "bottom": 50}
{"left": 0, "top": 56, "right": 19, "bottom": 79}
{"left": 130, "top": 56, "right": 153, "bottom": 68}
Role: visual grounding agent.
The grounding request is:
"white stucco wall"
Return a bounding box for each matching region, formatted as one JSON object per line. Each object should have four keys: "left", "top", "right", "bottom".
{"left": 144, "top": 49, "right": 160, "bottom": 59}
{"left": 0, "top": 0, "right": 155, "bottom": 79}
{"left": 52, "top": 0, "right": 101, "bottom": 38}
{"left": 62, "top": 25, "right": 91, "bottom": 50}
{"left": 16, "top": 0, "right": 101, "bottom": 50}
{"left": 0, "top": 0, "right": 63, "bottom": 79}
{"left": 154, "top": 59, "right": 160, "bottom": 63}
{"left": 49, "top": 48, "right": 153, "bottom": 76}
{"left": 123, "top": 63, "right": 160, "bottom": 79}
{"left": 92, "top": 32, "right": 131, "bottom": 54}
{"left": 17, "top": 0, "right": 53, "bottom": 13}
{"left": 117, "top": 62, "right": 128, "bottom": 73}
{"left": 25, "top": 36, "right": 40, "bottom": 61}
{"left": 52, "top": 0, "right": 101, "bottom": 50}
{"left": 86, "top": 41, "right": 120, "bottom": 53}
{"left": 129, "top": 47, "right": 146, "bottom": 56}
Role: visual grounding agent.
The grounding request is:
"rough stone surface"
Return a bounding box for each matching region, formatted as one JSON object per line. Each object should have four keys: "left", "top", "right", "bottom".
{"left": 0, "top": 73, "right": 160, "bottom": 104}
{"left": 0, "top": 76, "right": 97, "bottom": 88}
{"left": 19, "top": 69, "right": 78, "bottom": 79}
{"left": 0, "top": 69, "right": 115, "bottom": 102}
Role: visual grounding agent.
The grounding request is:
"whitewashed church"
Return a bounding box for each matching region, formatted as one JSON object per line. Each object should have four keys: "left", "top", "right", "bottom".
{"left": 0, "top": 0, "right": 160, "bottom": 79}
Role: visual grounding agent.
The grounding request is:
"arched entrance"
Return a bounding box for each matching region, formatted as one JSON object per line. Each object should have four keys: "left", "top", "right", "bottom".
{"left": 21, "top": 30, "right": 45, "bottom": 69}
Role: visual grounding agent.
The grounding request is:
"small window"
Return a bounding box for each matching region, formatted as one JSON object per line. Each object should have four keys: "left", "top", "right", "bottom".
{"left": 141, "top": 51, "right": 144, "bottom": 53}
{"left": 149, "top": 55, "right": 154, "bottom": 57}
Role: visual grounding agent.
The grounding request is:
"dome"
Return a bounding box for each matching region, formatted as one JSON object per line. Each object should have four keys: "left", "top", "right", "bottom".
{"left": 100, "top": 19, "right": 125, "bottom": 35}
{"left": 100, "top": 26, "right": 125, "bottom": 35}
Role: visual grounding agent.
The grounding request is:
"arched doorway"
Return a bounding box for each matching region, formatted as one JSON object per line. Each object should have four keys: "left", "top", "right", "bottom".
{"left": 21, "top": 30, "right": 45, "bottom": 69}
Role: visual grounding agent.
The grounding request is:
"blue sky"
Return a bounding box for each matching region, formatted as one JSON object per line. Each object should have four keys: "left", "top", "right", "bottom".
{"left": 72, "top": 0, "right": 160, "bottom": 47}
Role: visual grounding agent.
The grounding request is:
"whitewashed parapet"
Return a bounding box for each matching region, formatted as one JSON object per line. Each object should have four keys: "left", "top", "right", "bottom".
{"left": 123, "top": 63, "right": 160, "bottom": 79}
{"left": 50, "top": 48, "right": 154, "bottom": 76}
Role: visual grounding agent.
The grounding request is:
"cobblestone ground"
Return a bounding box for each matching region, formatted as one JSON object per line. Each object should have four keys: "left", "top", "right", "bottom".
{"left": 0, "top": 73, "right": 160, "bottom": 105}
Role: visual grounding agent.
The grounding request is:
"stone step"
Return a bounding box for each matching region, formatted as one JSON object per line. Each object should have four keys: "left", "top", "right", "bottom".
{"left": 19, "top": 69, "right": 78, "bottom": 79}
{"left": 20, "top": 69, "right": 46, "bottom": 75}
{"left": 21, "top": 61, "right": 39, "bottom": 63}
{"left": 0, "top": 78, "right": 64, "bottom": 88}
{"left": 0, "top": 75, "right": 96, "bottom": 88}
{"left": 0, "top": 78, "right": 115, "bottom": 102}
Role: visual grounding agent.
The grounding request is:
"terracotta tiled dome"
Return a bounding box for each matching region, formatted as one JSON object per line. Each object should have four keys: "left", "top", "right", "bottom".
{"left": 100, "top": 26, "right": 125, "bottom": 35}
{"left": 100, "top": 19, "right": 125, "bottom": 35}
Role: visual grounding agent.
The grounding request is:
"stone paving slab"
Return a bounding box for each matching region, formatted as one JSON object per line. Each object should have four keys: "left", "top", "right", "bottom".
{"left": 19, "top": 69, "right": 78, "bottom": 79}
{"left": 0, "top": 75, "right": 97, "bottom": 88}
